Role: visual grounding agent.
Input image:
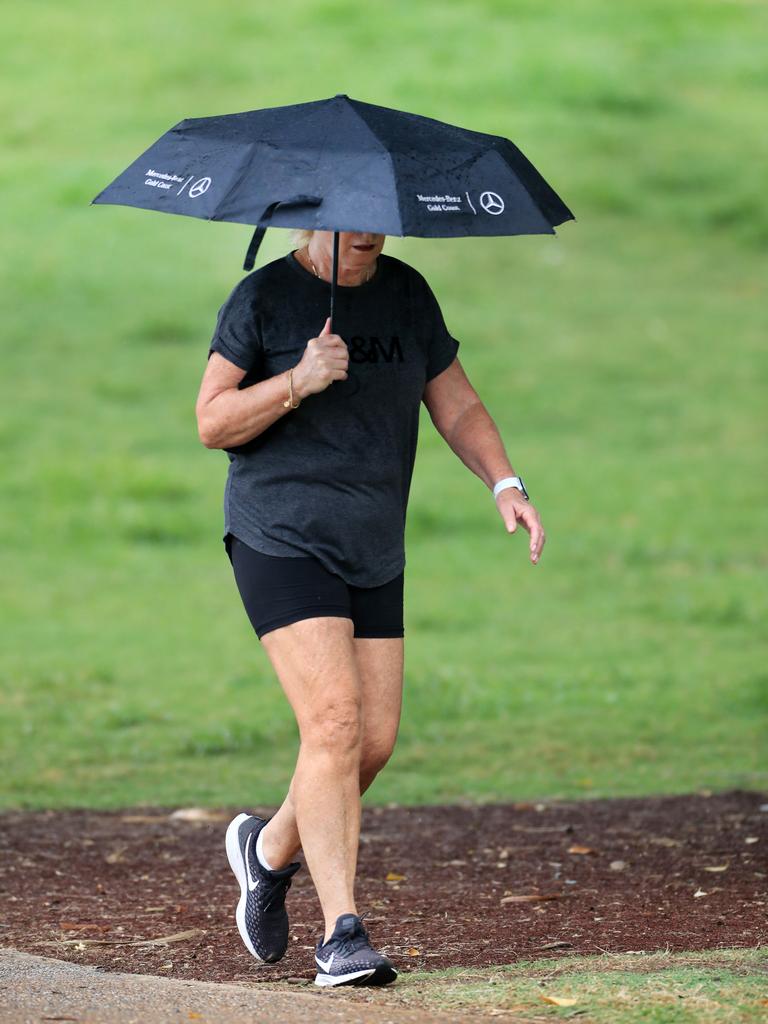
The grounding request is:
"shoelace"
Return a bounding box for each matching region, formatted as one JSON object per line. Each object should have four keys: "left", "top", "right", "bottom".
{"left": 262, "top": 874, "right": 293, "bottom": 913}
{"left": 333, "top": 911, "right": 373, "bottom": 959}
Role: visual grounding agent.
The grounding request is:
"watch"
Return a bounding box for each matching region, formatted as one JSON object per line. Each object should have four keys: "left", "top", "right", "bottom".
{"left": 492, "top": 475, "right": 529, "bottom": 501}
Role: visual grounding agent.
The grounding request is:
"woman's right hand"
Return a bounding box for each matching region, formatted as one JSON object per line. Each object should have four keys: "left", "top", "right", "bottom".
{"left": 292, "top": 317, "right": 349, "bottom": 398}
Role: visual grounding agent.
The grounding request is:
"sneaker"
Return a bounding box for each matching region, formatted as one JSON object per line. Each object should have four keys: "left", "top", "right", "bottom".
{"left": 314, "top": 912, "right": 398, "bottom": 987}
{"left": 225, "top": 812, "right": 301, "bottom": 963}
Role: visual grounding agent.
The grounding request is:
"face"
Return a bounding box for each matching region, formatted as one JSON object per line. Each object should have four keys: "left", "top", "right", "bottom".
{"left": 311, "top": 230, "right": 385, "bottom": 266}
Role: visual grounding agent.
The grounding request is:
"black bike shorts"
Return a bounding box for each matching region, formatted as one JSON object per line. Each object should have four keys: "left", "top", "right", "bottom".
{"left": 225, "top": 532, "right": 404, "bottom": 641}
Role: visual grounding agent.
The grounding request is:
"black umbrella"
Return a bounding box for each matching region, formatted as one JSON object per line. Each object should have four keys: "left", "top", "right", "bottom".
{"left": 91, "top": 93, "right": 574, "bottom": 328}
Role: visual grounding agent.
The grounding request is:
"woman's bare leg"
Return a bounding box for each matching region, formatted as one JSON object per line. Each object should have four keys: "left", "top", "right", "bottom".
{"left": 258, "top": 626, "right": 404, "bottom": 941}
{"left": 258, "top": 616, "right": 362, "bottom": 940}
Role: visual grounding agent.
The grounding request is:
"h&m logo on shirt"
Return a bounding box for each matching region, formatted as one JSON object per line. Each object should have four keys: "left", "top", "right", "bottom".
{"left": 349, "top": 336, "right": 404, "bottom": 364}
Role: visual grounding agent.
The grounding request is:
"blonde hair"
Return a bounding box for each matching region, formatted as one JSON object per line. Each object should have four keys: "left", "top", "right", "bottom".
{"left": 289, "top": 228, "right": 314, "bottom": 250}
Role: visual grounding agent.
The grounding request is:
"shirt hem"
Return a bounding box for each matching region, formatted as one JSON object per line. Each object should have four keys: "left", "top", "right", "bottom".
{"left": 222, "top": 526, "right": 405, "bottom": 589}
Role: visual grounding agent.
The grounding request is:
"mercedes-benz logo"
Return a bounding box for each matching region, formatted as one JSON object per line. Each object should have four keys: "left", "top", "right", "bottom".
{"left": 479, "top": 191, "right": 504, "bottom": 215}
{"left": 189, "top": 176, "right": 212, "bottom": 199}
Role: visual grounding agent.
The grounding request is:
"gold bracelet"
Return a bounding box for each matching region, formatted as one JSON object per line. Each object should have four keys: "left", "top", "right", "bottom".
{"left": 282, "top": 368, "right": 301, "bottom": 409}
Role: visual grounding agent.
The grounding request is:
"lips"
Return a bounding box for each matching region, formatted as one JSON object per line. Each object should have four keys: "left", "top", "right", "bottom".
{"left": 353, "top": 244, "right": 374, "bottom": 251}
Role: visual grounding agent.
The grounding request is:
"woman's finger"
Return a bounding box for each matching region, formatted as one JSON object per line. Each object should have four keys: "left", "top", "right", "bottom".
{"left": 530, "top": 525, "right": 543, "bottom": 562}
{"left": 517, "top": 505, "right": 544, "bottom": 563}
{"left": 518, "top": 504, "right": 539, "bottom": 534}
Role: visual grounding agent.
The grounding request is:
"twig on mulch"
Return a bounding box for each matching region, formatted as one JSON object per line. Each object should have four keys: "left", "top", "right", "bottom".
{"left": 38, "top": 928, "right": 206, "bottom": 949}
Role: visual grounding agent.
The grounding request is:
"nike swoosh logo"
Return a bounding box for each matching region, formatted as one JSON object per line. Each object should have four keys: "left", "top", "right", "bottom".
{"left": 244, "top": 832, "right": 260, "bottom": 892}
{"left": 315, "top": 952, "right": 335, "bottom": 972}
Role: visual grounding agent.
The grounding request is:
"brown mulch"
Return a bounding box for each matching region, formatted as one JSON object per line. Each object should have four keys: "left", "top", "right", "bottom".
{"left": 1, "top": 790, "right": 766, "bottom": 986}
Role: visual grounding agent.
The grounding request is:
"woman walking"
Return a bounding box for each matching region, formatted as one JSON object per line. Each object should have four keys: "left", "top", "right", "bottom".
{"left": 195, "top": 229, "right": 545, "bottom": 986}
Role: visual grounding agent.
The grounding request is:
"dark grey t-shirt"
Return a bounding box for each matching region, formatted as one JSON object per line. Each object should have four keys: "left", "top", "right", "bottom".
{"left": 207, "top": 250, "right": 460, "bottom": 587}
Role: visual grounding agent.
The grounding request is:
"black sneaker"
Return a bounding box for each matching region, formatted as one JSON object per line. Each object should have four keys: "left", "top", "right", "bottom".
{"left": 225, "top": 812, "right": 301, "bottom": 963}
{"left": 314, "top": 912, "right": 398, "bottom": 987}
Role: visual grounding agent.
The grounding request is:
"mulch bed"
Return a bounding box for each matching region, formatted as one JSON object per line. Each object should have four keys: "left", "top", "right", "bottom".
{"left": 1, "top": 790, "right": 766, "bottom": 985}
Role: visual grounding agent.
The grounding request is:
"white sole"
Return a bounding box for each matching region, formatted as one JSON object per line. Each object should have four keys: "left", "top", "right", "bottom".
{"left": 225, "top": 812, "right": 265, "bottom": 962}
{"left": 314, "top": 968, "right": 377, "bottom": 987}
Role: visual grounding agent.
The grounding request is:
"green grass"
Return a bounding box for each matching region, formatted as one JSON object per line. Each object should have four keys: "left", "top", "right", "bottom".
{"left": 1, "top": 0, "right": 766, "bottom": 809}
{"left": 378, "top": 948, "right": 768, "bottom": 1023}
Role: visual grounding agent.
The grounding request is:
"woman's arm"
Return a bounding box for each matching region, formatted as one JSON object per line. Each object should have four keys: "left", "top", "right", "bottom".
{"left": 423, "top": 357, "right": 545, "bottom": 564}
{"left": 197, "top": 317, "right": 349, "bottom": 449}
{"left": 196, "top": 353, "right": 303, "bottom": 449}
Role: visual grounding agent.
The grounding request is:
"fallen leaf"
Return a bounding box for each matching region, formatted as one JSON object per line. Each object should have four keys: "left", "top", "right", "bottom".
{"left": 745, "top": 837, "right": 759, "bottom": 844}
{"left": 541, "top": 994, "right": 577, "bottom": 1006}
{"left": 406, "top": 947, "right": 420, "bottom": 956}
{"left": 385, "top": 872, "right": 406, "bottom": 882}
{"left": 536, "top": 941, "right": 574, "bottom": 951}
{"left": 568, "top": 844, "right": 596, "bottom": 855}
{"left": 650, "top": 836, "right": 682, "bottom": 847}
{"left": 120, "top": 815, "right": 165, "bottom": 824}
{"left": 703, "top": 865, "right": 729, "bottom": 873}
{"left": 105, "top": 846, "right": 127, "bottom": 864}
{"left": 609, "top": 860, "right": 627, "bottom": 871}
{"left": 693, "top": 888, "right": 707, "bottom": 897}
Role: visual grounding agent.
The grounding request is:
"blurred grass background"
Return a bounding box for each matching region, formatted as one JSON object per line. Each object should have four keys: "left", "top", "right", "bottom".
{"left": 1, "top": 0, "right": 765, "bottom": 808}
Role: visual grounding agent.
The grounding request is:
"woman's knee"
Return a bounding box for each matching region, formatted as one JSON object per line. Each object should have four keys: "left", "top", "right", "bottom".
{"left": 359, "top": 735, "right": 396, "bottom": 786}
{"left": 301, "top": 695, "right": 363, "bottom": 759}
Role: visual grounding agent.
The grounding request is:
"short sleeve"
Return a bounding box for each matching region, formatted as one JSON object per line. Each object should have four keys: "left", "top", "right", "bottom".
{"left": 208, "top": 277, "right": 263, "bottom": 372}
{"left": 421, "top": 277, "right": 460, "bottom": 382}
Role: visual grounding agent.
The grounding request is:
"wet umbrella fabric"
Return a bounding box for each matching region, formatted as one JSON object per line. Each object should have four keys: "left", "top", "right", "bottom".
{"left": 91, "top": 93, "right": 574, "bottom": 322}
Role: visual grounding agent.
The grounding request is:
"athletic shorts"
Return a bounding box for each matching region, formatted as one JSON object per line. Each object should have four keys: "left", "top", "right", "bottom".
{"left": 225, "top": 532, "right": 404, "bottom": 641}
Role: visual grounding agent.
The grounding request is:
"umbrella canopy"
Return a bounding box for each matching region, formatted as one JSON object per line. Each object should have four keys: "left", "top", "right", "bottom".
{"left": 91, "top": 93, "right": 574, "bottom": 323}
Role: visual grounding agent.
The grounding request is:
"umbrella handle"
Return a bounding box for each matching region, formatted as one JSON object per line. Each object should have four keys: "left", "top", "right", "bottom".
{"left": 330, "top": 230, "right": 339, "bottom": 334}
{"left": 242, "top": 195, "right": 322, "bottom": 271}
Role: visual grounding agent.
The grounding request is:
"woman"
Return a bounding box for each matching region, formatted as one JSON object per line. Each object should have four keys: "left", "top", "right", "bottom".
{"left": 195, "top": 229, "right": 545, "bottom": 987}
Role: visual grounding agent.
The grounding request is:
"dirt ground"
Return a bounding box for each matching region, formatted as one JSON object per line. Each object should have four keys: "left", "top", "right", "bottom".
{"left": 1, "top": 789, "right": 765, "bottom": 987}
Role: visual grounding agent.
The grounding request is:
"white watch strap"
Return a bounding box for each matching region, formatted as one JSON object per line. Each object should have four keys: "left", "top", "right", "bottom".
{"left": 493, "top": 476, "right": 524, "bottom": 499}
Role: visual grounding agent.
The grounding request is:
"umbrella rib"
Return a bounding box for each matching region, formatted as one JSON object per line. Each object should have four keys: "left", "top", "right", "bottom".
{"left": 492, "top": 136, "right": 573, "bottom": 227}
{"left": 209, "top": 143, "right": 259, "bottom": 223}
{"left": 345, "top": 102, "right": 404, "bottom": 237}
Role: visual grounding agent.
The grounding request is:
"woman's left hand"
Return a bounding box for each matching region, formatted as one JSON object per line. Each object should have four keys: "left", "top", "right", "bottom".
{"left": 495, "top": 491, "right": 546, "bottom": 564}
